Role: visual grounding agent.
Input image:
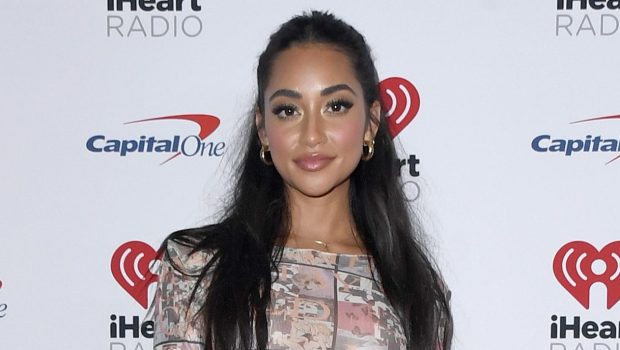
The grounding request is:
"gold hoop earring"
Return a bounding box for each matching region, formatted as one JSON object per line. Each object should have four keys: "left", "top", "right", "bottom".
{"left": 260, "top": 144, "right": 273, "bottom": 165}
{"left": 361, "top": 139, "right": 375, "bottom": 161}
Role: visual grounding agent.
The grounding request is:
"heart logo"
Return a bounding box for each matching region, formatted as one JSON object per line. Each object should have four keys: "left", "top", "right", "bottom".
{"left": 552, "top": 241, "right": 620, "bottom": 309}
{"left": 378, "top": 77, "right": 421, "bottom": 138}
{"left": 111, "top": 241, "right": 160, "bottom": 309}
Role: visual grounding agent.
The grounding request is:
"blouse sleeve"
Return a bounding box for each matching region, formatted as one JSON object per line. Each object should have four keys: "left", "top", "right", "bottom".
{"left": 151, "top": 240, "right": 214, "bottom": 350}
{"left": 436, "top": 288, "right": 452, "bottom": 350}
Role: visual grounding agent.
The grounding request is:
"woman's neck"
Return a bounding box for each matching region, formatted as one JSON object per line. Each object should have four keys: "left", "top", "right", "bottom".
{"left": 285, "top": 180, "right": 365, "bottom": 254}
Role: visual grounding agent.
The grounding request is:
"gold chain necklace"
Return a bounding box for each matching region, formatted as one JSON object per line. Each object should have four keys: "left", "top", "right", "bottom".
{"left": 290, "top": 231, "right": 358, "bottom": 253}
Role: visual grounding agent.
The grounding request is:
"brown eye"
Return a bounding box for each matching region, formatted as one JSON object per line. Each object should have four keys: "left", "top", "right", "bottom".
{"left": 272, "top": 104, "right": 299, "bottom": 119}
{"left": 327, "top": 99, "right": 353, "bottom": 114}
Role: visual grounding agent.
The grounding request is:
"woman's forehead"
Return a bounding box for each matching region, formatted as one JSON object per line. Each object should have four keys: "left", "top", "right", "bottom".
{"left": 265, "top": 44, "right": 362, "bottom": 95}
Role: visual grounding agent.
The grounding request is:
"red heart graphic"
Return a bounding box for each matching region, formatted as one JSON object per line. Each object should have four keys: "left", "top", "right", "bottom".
{"left": 111, "top": 241, "right": 160, "bottom": 309}
{"left": 552, "top": 241, "right": 620, "bottom": 309}
{"left": 379, "top": 77, "right": 421, "bottom": 138}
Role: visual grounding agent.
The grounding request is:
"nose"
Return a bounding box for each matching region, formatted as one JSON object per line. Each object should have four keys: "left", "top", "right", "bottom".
{"left": 300, "top": 109, "right": 326, "bottom": 148}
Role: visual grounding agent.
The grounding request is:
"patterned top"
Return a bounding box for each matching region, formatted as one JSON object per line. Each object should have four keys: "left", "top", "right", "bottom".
{"left": 151, "top": 240, "right": 407, "bottom": 350}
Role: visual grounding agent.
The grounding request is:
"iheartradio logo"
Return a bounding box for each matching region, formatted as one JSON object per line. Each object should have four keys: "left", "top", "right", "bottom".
{"left": 553, "top": 241, "right": 620, "bottom": 309}
{"left": 378, "top": 77, "right": 421, "bottom": 139}
{"left": 111, "top": 241, "right": 160, "bottom": 309}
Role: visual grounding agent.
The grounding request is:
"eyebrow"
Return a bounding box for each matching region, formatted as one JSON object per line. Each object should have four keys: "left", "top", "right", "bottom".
{"left": 320, "top": 84, "right": 356, "bottom": 97}
{"left": 269, "top": 89, "right": 302, "bottom": 102}
{"left": 268, "top": 84, "right": 357, "bottom": 102}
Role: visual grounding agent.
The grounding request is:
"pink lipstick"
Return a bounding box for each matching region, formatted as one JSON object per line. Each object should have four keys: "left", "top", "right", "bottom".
{"left": 294, "top": 154, "right": 334, "bottom": 172}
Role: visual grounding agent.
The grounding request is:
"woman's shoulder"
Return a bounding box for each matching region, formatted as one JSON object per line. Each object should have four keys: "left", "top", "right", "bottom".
{"left": 163, "top": 240, "right": 209, "bottom": 274}
{"left": 161, "top": 226, "right": 222, "bottom": 275}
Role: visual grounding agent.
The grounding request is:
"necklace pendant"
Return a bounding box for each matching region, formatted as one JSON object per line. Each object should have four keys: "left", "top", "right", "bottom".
{"left": 313, "top": 240, "right": 328, "bottom": 250}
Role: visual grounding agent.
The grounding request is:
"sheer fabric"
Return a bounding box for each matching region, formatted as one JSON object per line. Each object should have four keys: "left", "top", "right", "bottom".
{"left": 152, "top": 240, "right": 407, "bottom": 350}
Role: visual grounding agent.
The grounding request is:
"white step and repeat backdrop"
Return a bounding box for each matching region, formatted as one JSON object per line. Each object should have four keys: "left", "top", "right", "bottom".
{"left": 2, "top": 1, "right": 619, "bottom": 349}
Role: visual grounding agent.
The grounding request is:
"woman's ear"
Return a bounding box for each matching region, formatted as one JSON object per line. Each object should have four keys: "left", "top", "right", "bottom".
{"left": 365, "top": 100, "right": 381, "bottom": 141}
{"left": 255, "top": 108, "right": 268, "bottom": 146}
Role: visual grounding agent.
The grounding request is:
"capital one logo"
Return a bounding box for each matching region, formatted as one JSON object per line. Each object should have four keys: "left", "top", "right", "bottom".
{"left": 553, "top": 241, "right": 620, "bottom": 309}
{"left": 111, "top": 241, "right": 160, "bottom": 309}
{"left": 86, "top": 114, "right": 223, "bottom": 165}
{"left": 378, "top": 77, "right": 421, "bottom": 139}
{"left": 531, "top": 113, "right": 620, "bottom": 165}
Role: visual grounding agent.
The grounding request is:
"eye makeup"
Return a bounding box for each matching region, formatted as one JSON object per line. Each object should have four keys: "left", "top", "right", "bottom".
{"left": 272, "top": 103, "right": 299, "bottom": 119}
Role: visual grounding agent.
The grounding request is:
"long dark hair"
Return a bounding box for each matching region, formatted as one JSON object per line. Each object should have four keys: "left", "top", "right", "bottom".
{"left": 161, "top": 10, "right": 453, "bottom": 350}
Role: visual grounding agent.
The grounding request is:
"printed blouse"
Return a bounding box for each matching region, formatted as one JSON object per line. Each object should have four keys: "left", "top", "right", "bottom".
{"left": 151, "top": 240, "right": 408, "bottom": 349}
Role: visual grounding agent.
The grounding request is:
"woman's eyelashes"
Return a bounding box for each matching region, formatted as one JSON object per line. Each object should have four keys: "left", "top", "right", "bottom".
{"left": 271, "top": 98, "right": 354, "bottom": 119}
{"left": 326, "top": 98, "right": 353, "bottom": 114}
{"left": 272, "top": 103, "right": 299, "bottom": 119}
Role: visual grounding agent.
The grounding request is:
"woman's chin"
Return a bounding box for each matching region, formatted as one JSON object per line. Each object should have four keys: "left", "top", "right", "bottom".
{"left": 286, "top": 178, "right": 350, "bottom": 199}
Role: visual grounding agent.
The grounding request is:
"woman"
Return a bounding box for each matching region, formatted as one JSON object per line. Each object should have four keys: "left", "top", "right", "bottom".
{"left": 150, "top": 10, "right": 453, "bottom": 350}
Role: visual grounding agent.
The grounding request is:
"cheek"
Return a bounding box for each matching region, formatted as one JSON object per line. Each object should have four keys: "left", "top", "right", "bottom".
{"left": 264, "top": 123, "right": 292, "bottom": 159}
{"left": 330, "top": 119, "right": 366, "bottom": 154}
{"left": 263, "top": 115, "right": 367, "bottom": 160}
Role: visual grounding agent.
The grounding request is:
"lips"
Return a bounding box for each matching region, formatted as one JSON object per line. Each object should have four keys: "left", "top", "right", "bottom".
{"left": 293, "top": 153, "right": 335, "bottom": 171}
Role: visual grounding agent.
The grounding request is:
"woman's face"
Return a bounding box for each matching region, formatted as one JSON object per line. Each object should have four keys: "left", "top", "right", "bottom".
{"left": 257, "top": 43, "right": 380, "bottom": 198}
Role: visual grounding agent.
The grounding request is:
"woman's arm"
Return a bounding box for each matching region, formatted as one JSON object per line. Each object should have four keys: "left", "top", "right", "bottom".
{"left": 151, "top": 240, "right": 213, "bottom": 350}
